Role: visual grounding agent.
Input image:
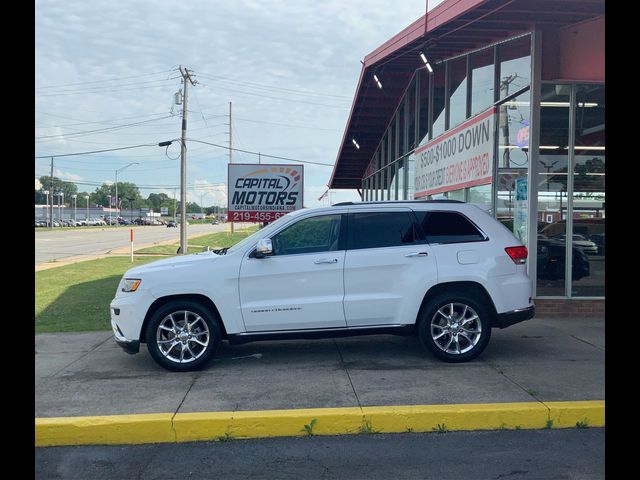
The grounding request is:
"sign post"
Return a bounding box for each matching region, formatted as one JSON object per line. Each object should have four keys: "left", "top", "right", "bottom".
{"left": 130, "top": 228, "right": 134, "bottom": 263}
{"left": 228, "top": 164, "right": 304, "bottom": 223}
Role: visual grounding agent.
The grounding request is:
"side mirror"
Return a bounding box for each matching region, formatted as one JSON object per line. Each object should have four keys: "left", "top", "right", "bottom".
{"left": 255, "top": 238, "right": 273, "bottom": 258}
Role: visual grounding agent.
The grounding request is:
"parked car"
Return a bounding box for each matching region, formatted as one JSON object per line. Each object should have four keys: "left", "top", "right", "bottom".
{"left": 537, "top": 235, "right": 590, "bottom": 281}
{"left": 111, "top": 201, "right": 534, "bottom": 371}
{"left": 167, "top": 220, "right": 177, "bottom": 228}
{"left": 589, "top": 233, "right": 605, "bottom": 255}
{"left": 212, "top": 220, "right": 220, "bottom": 225}
{"left": 552, "top": 234, "right": 598, "bottom": 255}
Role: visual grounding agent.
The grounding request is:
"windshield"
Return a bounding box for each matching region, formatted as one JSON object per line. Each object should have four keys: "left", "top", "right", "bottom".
{"left": 226, "top": 213, "right": 295, "bottom": 254}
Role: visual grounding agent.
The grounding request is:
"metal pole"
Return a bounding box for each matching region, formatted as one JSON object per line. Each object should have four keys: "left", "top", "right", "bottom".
{"left": 85, "top": 195, "right": 89, "bottom": 222}
{"left": 229, "top": 101, "right": 234, "bottom": 233}
{"left": 115, "top": 170, "right": 118, "bottom": 226}
{"left": 50, "top": 158, "right": 54, "bottom": 229}
{"left": 178, "top": 67, "right": 193, "bottom": 254}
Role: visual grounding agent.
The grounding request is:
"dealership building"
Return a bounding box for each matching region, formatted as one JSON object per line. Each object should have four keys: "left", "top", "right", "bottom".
{"left": 328, "top": 0, "right": 604, "bottom": 314}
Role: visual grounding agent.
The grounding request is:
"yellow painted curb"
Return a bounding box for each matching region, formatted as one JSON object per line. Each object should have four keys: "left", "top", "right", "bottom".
{"left": 361, "top": 402, "right": 550, "bottom": 433}
{"left": 35, "top": 401, "right": 605, "bottom": 447}
{"left": 546, "top": 401, "right": 605, "bottom": 428}
{"left": 174, "top": 407, "right": 364, "bottom": 442}
{"left": 35, "top": 413, "right": 175, "bottom": 447}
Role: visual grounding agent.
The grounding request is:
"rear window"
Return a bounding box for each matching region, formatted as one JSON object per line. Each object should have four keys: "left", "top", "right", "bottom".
{"left": 415, "top": 211, "right": 486, "bottom": 244}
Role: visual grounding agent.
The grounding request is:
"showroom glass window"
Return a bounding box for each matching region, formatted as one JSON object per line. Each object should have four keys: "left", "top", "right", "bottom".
{"left": 418, "top": 69, "right": 430, "bottom": 142}
{"left": 498, "top": 36, "right": 530, "bottom": 100}
{"left": 536, "top": 84, "right": 570, "bottom": 296}
{"left": 431, "top": 64, "right": 446, "bottom": 139}
{"left": 571, "top": 85, "right": 604, "bottom": 297}
{"left": 448, "top": 56, "right": 468, "bottom": 128}
{"left": 471, "top": 47, "right": 495, "bottom": 116}
{"left": 496, "top": 89, "right": 530, "bottom": 244}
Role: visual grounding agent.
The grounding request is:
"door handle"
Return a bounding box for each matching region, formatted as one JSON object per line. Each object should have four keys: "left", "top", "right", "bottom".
{"left": 314, "top": 258, "right": 338, "bottom": 264}
{"left": 404, "top": 252, "right": 428, "bottom": 257}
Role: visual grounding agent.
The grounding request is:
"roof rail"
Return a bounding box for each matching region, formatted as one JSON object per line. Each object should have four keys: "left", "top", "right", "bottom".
{"left": 332, "top": 200, "right": 465, "bottom": 206}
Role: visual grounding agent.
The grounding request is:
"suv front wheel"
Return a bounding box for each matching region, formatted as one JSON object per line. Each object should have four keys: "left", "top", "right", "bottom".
{"left": 146, "top": 300, "right": 221, "bottom": 371}
{"left": 418, "top": 292, "right": 491, "bottom": 363}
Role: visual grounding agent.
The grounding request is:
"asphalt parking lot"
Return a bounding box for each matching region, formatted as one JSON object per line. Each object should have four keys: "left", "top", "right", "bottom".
{"left": 35, "top": 316, "right": 604, "bottom": 418}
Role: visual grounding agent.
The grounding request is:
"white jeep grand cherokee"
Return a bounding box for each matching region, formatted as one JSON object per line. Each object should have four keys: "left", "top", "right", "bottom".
{"left": 111, "top": 200, "right": 534, "bottom": 371}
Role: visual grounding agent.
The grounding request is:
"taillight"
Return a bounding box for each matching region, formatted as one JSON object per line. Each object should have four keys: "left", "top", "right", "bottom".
{"left": 505, "top": 246, "right": 528, "bottom": 264}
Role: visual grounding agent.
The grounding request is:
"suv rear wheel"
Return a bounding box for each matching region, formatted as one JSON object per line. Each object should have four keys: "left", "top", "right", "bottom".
{"left": 146, "top": 300, "right": 221, "bottom": 371}
{"left": 418, "top": 292, "right": 491, "bottom": 362}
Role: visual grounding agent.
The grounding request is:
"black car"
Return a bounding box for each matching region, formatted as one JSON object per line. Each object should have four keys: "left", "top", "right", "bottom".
{"left": 537, "top": 236, "right": 590, "bottom": 281}
{"left": 166, "top": 220, "right": 177, "bottom": 228}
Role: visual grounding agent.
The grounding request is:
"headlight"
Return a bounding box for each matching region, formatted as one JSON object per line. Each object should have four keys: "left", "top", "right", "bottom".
{"left": 121, "top": 278, "right": 142, "bottom": 292}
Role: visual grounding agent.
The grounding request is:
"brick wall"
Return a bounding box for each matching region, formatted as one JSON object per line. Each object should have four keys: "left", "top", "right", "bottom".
{"left": 534, "top": 298, "right": 605, "bottom": 317}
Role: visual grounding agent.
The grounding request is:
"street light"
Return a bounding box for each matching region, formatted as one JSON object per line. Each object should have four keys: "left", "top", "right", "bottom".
{"left": 159, "top": 139, "right": 186, "bottom": 254}
{"left": 43, "top": 190, "right": 49, "bottom": 226}
{"left": 85, "top": 195, "right": 89, "bottom": 222}
{"left": 72, "top": 194, "right": 77, "bottom": 223}
{"left": 59, "top": 192, "right": 64, "bottom": 223}
{"left": 115, "top": 162, "right": 139, "bottom": 224}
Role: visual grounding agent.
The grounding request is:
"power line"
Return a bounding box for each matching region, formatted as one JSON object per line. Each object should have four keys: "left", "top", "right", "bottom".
{"left": 34, "top": 143, "right": 163, "bottom": 159}
{"left": 35, "top": 69, "right": 175, "bottom": 90}
{"left": 197, "top": 72, "right": 351, "bottom": 100}
{"left": 35, "top": 110, "right": 171, "bottom": 127}
{"left": 35, "top": 78, "right": 178, "bottom": 96}
{"left": 35, "top": 82, "right": 180, "bottom": 98}
{"left": 186, "top": 138, "right": 334, "bottom": 167}
{"left": 197, "top": 81, "right": 349, "bottom": 109}
{"left": 35, "top": 115, "right": 175, "bottom": 140}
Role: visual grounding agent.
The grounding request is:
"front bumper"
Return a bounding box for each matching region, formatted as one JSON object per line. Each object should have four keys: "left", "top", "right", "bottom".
{"left": 493, "top": 305, "right": 535, "bottom": 329}
{"left": 112, "top": 318, "right": 140, "bottom": 354}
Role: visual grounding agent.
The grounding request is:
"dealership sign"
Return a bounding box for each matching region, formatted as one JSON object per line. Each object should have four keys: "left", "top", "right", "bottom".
{"left": 228, "top": 163, "right": 304, "bottom": 222}
{"left": 413, "top": 107, "right": 495, "bottom": 198}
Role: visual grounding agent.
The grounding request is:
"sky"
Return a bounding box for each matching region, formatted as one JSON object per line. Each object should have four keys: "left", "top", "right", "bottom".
{"left": 35, "top": 0, "right": 443, "bottom": 208}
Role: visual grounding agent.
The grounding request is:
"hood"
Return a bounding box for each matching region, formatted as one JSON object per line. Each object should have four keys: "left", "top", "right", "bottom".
{"left": 126, "top": 251, "right": 221, "bottom": 276}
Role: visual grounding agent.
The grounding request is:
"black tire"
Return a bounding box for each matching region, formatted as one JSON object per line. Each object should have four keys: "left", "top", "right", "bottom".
{"left": 417, "top": 292, "right": 492, "bottom": 363}
{"left": 145, "top": 300, "right": 221, "bottom": 372}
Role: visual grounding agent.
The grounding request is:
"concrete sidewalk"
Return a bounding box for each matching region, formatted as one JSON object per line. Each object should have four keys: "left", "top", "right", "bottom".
{"left": 35, "top": 316, "right": 604, "bottom": 418}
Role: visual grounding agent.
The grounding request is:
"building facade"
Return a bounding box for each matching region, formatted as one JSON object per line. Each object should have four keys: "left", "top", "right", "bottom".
{"left": 328, "top": 0, "right": 604, "bottom": 307}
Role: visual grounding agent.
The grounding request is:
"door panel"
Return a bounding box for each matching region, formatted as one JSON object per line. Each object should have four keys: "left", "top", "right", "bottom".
{"left": 343, "top": 245, "right": 436, "bottom": 326}
{"left": 238, "top": 213, "right": 346, "bottom": 332}
{"left": 239, "top": 252, "right": 347, "bottom": 331}
{"left": 343, "top": 209, "right": 437, "bottom": 327}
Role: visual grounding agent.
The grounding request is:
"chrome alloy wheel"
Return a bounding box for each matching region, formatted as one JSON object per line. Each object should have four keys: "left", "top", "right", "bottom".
{"left": 156, "top": 310, "right": 210, "bottom": 364}
{"left": 430, "top": 303, "right": 482, "bottom": 355}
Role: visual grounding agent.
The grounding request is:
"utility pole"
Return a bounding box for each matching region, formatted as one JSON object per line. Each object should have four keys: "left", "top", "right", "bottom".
{"left": 178, "top": 66, "right": 197, "bottom": 254}
{"left": 50, "top": 158, "right": 54, "bottom": 229}
{"left": 229, "top": 101, "right": 234, "bottom": 233}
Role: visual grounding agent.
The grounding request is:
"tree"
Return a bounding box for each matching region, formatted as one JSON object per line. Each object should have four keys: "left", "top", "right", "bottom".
{"left": 186, "top": 202, "right": 201, "bottom": 213}
{"left": 147, "top": 193, "right": 171, "bottom": 211}
{"left": 37, "top": 176, "right": 78, "bottom": 205}
{"left": 93, "top": 182, "right": 142, "bottom": 208}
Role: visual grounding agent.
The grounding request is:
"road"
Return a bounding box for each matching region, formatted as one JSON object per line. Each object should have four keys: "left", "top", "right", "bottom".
{"left": 35, "top": 428, "right": 605, "bottom": 479}
{"left": 35, "top": 223, "right": 233, "bottom": 265}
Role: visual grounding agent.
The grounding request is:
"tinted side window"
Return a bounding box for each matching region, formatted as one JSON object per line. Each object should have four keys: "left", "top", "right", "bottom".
{"left": 348, "top": 212, "right": 419, "bottom": 250}
{"left": 272, "top": 214, "right": 341, "bottom": 255}
{"left": 415, "top": 211, "right": 485, "bottom": 244}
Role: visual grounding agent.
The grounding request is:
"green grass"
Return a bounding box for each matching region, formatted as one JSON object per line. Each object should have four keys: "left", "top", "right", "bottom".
{"left": 36, "top": 226, "right": 260, "bottom": 333}
{"left": 36, "top": 256, "right": 162, "bottom": 333}
{"left": 135, "top": 227, "right": 258, "bottom": 254}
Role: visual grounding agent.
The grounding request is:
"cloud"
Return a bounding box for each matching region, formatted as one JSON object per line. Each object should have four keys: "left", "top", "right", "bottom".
{"left": 36, "top": 0, "right": 427, "bottom": 202}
